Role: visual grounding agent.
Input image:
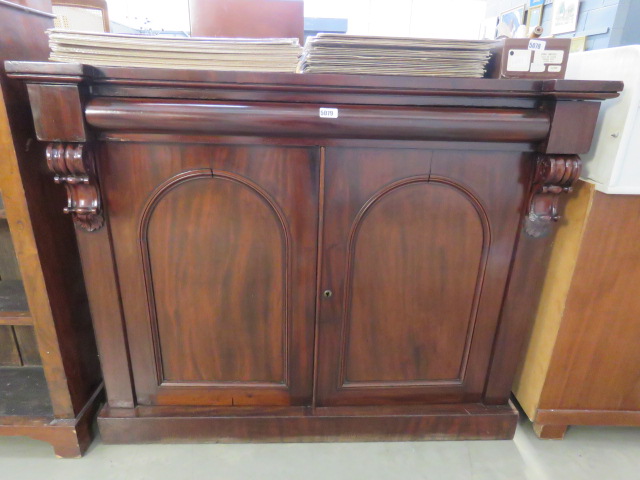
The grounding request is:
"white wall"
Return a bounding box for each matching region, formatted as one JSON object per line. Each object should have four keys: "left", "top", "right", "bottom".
{"left": 304, "top": 0, "right": 488, "bottom": 39}
{"left": 106, "top": 0, "right": 191, "bottom": 32}
{"left": 105, "top": 0, "right": 488, "bottom": 39}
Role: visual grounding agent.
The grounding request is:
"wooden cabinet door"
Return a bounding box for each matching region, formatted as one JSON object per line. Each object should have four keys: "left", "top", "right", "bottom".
{"left": 316, "top": 147, "right": 529, "bottom": 406}
{"left": 101, "top": 144, "right": 319, "bottom": 406}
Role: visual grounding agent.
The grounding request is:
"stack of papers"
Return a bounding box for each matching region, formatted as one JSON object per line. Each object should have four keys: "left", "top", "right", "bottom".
{"left": 47, "top": 29, "right": 302, "bottom": 73}
{"left": 299, "top": 34, "right": 497, "bottom": 77}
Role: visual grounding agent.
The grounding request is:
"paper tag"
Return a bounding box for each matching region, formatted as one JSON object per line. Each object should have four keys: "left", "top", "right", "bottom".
{"left": 535, "top": 50, "right": 564, "bottom": 64}
{"left": 528, "top": 40, "right": 546, "bottom": 51}
{"left": 319, "top": 108, "right": 339, "bottom": 119}
{"left": 530, "top": 62, "right": 545, "bottom": 73}
{"left": 548, "top": 65, "right": 562, "bottom": 73}
{"left": 507, "top": 49, "right": 532, "bottom": 72}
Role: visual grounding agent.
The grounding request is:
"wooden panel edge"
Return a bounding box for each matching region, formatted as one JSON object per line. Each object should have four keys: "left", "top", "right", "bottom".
{"left": 513, "top": 180, "right": 596, "bottom": 418}
{"left": 535, "top": 408, "right": 640, "bottom": 427}
{"left": 0, "top": 382, "right": 103, "bottom": 457}
{"left": 0, "top": 314, "right": 33, "bottom": 326}
{"left": 0, "top": 81, "right": 75, "bottom": 417}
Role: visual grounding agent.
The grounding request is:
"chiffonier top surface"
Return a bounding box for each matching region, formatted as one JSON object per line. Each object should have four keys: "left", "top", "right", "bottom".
{"left": 5, "top": 61, "right": 622, "bottom": 103}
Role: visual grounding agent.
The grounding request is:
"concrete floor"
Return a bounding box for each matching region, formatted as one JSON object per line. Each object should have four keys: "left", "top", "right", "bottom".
{"left": 0, "top": 414, "right": 639, "bottom": 480}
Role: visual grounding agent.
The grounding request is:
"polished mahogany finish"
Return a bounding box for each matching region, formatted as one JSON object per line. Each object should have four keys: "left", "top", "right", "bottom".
{"left": 101, "top": 143, "right": 318, "bottom": 407}
{"left": 84, "top": 98, "right": 551, "bottom": 142}
{"left": 315, "top": 148, "right": 527, "bottom": 407}
{"left": 46, "top": 143, "right": 103, "bottom": 231}
{"left": 7, "top": 60, "right": 621, "bottom": 442}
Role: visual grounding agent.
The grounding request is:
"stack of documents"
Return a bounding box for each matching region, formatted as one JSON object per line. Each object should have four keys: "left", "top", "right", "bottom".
{"left": 47, "top": 29, "right": 302, "bottom": 73}
{"left": 299, "top": 34, "right": 496, "bottom": 77}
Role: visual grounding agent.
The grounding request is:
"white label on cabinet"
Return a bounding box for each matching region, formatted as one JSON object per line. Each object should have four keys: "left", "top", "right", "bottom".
{"left": 319, "top": 107, "right": 339, "bottom": 119}
{"left": 530, "top": 62, "right": 546, "bottom": 73}
{"left": 507, "top": 49, "right": 532, "bottom": 72}
{"left": 535, "top": 50, "right": 565, "bottom": 64}
{"left": 528, "top": 40, "right": 546, "bottom": 51}
{"left": 548, "top": 65, "right": 562, "bottom": 73}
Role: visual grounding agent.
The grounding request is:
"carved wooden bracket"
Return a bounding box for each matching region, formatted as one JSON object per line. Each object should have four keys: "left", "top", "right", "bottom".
{"left": 525, "top": 155, "right": 582, "bottom": 238}
{"left": 45, "top": 143, "right": 104, "bottom": 232}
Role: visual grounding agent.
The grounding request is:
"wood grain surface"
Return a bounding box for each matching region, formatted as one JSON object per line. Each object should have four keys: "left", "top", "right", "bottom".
{"left": 512, "top": 181, "right": 640, "bottom": 437}
{"left": 539, "top": 189, "right": 640, "bottom": 411}
{"left": 316, "top": 148, "right": 527, "bottom": 406}
{"left": 0, "top": 0, "right": 102, "bottom": 457}
{"left": 98, "top": 401, "right": 518, "bottom": 443}
{"left": 101, "top": 143, "right": 318, "bottom": 406}
{"left": 84, "top": 98, "right": 551, "bottom": 143}
{"left": 6, "top": 58, "right": 619, "bottom": 442}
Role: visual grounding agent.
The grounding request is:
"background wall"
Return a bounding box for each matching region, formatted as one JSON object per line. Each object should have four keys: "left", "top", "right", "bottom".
{"left": 610, "top": 0, "right": 640, "bottom": 47}
{"left": 107, "top": 0, "right": 190, "bottom": 33}
{"left": 485, "top": 0, "right": 639, "bottom": 50}
{"left": 106, "top": 0, "right": 489, "bottom": 39}
{"left": 104, "top": 0, "right": 639, "bottom": 45}
{"left": 303, "top": 0, "right": 488, "bottom": 39}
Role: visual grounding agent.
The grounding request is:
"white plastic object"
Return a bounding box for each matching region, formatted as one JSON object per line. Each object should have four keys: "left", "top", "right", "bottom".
{"left": 565, "top": 46, "right": 640, "bottom": 194}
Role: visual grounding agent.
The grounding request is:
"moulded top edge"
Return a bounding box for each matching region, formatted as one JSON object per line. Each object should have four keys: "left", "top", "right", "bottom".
{"left": 4, "top": 61, "right": 623, "bottom": 100}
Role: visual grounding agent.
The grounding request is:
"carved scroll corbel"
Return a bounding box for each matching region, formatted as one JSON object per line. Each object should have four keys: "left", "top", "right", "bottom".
{"left": 525, "top": 155, "right": 581, "bottom": 238}
{"left": 45, "top": 143, "right": 104, "bottom": 232}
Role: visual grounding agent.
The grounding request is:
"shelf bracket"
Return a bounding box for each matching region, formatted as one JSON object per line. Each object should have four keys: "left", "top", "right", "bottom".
{"left": 525, "top": 154, "right": 581, "bottom": 238}
{"left": 45, "top": 143, "right": 104, "bottom": 232}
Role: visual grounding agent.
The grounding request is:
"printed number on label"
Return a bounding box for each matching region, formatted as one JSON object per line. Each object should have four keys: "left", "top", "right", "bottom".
{"left": 319, "top": 108, "right": 339, "bottom": 119}
{"left": 528, "top": 40, "right": 546, "bottom": 51}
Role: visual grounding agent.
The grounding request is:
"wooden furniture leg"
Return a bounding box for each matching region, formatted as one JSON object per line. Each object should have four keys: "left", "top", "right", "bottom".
{"left": 533, "top": 422, "right": 568, "bottom": 439}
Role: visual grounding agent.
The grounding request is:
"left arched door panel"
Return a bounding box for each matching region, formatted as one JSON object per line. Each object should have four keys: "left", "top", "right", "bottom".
{"left": 100, "top": 144, "right": 319, "bottom": 406}
{"left": 143, "top": 170, "right": 289, "bottom": 386}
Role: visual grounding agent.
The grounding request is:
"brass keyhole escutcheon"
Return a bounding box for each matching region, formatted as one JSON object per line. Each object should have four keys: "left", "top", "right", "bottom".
{"left": 323, "top": 290, "right": 333, "bottom": 298}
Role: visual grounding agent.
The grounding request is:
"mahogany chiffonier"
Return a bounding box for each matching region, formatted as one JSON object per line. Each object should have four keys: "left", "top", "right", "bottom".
{"left": 5, "top": 62, "right": 621, "bottom": 442}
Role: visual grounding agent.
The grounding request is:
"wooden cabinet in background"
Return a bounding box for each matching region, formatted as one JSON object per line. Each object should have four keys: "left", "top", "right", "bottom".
{"left": 513, "top": 180, "right": 640, "bottom": 439}
{"left": 0, "top": 191, "right": 41, "bottom": 368}
{"left": 7, "top": 61, "right": 620, "bottom": 443}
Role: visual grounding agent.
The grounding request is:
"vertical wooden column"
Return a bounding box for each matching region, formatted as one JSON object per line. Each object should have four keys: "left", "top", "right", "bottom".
{"left": 23, "top": 75, "right": 136, "bottom": 408}
{"left": 484, "top": 98, "right": 597, "bottom": 405}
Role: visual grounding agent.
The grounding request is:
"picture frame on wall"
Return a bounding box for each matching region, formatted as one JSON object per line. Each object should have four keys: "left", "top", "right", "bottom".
{"left": 570, "top": 36, "right": 587, "bottom": 52}
{"left": 498, "top": 5, "right": 525, "bottom": 38}
{"left": 551, "top": 0, "right": 580, "bottom": 35}
{"left": 527, "top": 5, "right": 543, "bottom": 33}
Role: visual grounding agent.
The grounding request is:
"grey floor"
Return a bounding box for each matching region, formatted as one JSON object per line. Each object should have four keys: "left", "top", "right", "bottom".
{"left": 0, "top": 414, "right": 639, "bottom": 480}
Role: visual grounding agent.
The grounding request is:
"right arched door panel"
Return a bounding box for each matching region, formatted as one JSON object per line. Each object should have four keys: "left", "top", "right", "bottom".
{"left": 316, "top": 147, "right": 528, "bottom": 406}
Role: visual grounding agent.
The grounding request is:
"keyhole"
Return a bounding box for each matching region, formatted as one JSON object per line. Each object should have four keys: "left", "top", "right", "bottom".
{"left": 323, "top": 290, "right": 333, "bottom": 298}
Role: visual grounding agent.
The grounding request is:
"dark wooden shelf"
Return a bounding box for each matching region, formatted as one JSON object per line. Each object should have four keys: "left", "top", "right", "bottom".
{"left": 0, "top": 280, "right": 32, "bottom": 326}
{"left": 0, "top": 366, "right": 52, "bottom": 417}
{"left": 0, "top": 1, "right": 103, "bottom": 457}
